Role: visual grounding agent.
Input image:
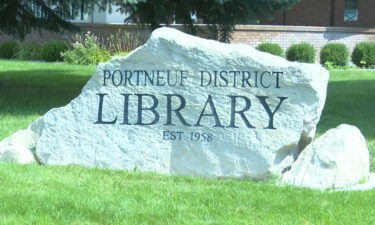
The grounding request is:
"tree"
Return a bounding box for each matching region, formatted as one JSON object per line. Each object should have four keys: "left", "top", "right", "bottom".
{"left": 0, "top": 0, "right": 112, "bottom": 39}
{"left": 0, "top": 0, "right": 300, "bottom": 42}
{"left": 116, "top": 0, "right": 300, "bottom": 42}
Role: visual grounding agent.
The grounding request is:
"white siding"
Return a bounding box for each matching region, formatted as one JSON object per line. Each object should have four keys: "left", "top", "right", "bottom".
{"left": 91, "top": 5, "right": 129, "bottom": 24}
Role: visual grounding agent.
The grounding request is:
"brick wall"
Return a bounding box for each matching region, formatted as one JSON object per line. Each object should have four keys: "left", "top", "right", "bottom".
{"left": 231, "top": 25, "right": 375, "bottom": 62}
{"left": 260, "top": 0, "right": 375, "bottom": 28}
{"left": 261, "top": 0, "right": 332, "bottom": 27}
{"left": 2, "top": 23, "right": 375, "bottom": 62}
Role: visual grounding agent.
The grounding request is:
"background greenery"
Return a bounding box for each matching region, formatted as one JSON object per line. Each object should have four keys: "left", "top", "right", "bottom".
{"left": 286, "top": 42, "right": 316, "bottom": 63}
{"left": 0, "top": 41, "right": 18, "bottom": 59}
{"left": 0, "top": 60, "right": 374, "bottom": 224}
{"left": 0, "top": 30, "right": 134, "bottom": 65}
{"left": 351, "top": 42, "right": 375, "bottom": 68}
{"left": 320, "top": 43, "right": 349, "bottom": 68}
{"left": 255, "top": 43, "right": 284, "bottom": 57}
{"left": 1, "top": 0, "right": 300, "bottom": 43}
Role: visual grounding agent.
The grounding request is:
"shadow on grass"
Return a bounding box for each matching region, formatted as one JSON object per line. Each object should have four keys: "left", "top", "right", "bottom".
{"left": 317, "top": 79, "right": 375, "bottom": 140}
{"left": 0, "top": 70, "right": 92, "bottom": 116}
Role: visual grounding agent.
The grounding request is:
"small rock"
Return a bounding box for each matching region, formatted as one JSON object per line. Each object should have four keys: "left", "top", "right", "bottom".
{"left": 338, "top": 173, "right": 375, "bottom": 191}
{"left": 282, "top": 124, "right": 370, "bottom": 189}
{"left": 0, "top": 129, "right": 38, "bottom": 155}
{"left": 0, "top": 145, "right": 36, "bottom": 164}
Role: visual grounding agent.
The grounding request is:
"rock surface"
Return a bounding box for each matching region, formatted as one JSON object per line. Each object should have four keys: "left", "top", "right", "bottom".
{"left": 282, "top": 124, "right": 370, "bottom": 189}
{"left": 0, "top": 129, "right": 38, "bottom": 164}
{"left": 338, "top": 173, "right": 375, "bottom": 191}
{"left": 0, "top": 129, "right": 38, "bottom": 153}
{"left": 0, "top": 145, "right": 36, "bottom": 164}
{"left": 1, "top": 28, "right": 329, "bottom": 179}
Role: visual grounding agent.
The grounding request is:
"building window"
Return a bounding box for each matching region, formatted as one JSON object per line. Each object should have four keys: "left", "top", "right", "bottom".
{"left": 344, "top": 0, "right": 358, "bottom": 21}
{"left": 345, "top": 0, "right": 358, "bottom": 9}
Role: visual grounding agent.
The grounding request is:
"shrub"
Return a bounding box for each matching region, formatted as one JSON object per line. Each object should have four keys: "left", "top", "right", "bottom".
{"left": 63, "top": 32, "right": 111, "bottom": 65}
{"left": 113, "top": 52, "right": 129, "bottom": 57}
{"left": 351, "top": 42, "right": 375, "bottom": 68}
{"left": 320, "top": 43, "right": 349, "bottom": 68}
{"left": 69, "top": 30, "right": 142, "bottom": 55}
{"left": 0, "top": 41, "right": 19, "bottom": 59}
{"left": 15, "top": 43, "right": 43, "bottom": 60}
{"left": 256, "top": 43, "right": 283, "bottom": 57}
{"left": 323, "top": 61, "right": 338, "bottom": 70}
{"left": 286, "top": 43, "right": 316, "bottom": 63}
{"left": 104, "top": 30, "right": 142, "bottom": 53}
{"left": 41, "top": 41, "right": 68, "bottom": 62}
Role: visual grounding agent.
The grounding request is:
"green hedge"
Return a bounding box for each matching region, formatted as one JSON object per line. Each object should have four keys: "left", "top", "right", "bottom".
{"left": 256, "top": 43, "right": 283, "bottom": 57}
{"left": 286, "top": 43, "right": 315, "bottom": 63}
{"left": 0, "top": 41, "right": 19, "bottom": 59}
{"left": 15, "top": 43, "right": 43, "bottom": 61}
{"left": 351, "top": 42, "right": 375, "bottom": 68}
{"left": 320, "top": 43, "right": 349, "bottom": 68}
{"left": 41, "top": 41, "right": 68, "bottom": 62}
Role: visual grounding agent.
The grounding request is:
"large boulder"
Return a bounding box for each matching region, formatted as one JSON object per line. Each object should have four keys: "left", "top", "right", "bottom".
{"left": 1, "top": 28, "right": 329, "bottom": 179}
{"left": 282, "top": 124, "right": 370, "bottom": 189}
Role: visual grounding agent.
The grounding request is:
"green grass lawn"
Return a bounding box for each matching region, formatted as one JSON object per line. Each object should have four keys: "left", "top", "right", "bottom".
{"left": 0, "top": 60, "right": 375, "bottom": 224}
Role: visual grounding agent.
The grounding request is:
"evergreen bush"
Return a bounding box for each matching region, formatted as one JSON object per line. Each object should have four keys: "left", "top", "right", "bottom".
{"left": 320, "top": 43, "right": 349, "bottom": 68}
{"left": 286, "top": 43, "right": 316, "bottom": 63}
{"left": 0, "top": 41, "right": 19, "bottom": 59}
{"left": 256, "top": 43, "right": 283, "bottom": 57}
{"left": 351, "top": 42, "right": 375, "bottom": 68}
{"left": 15, "top": 43, "right": 43, "bottom": 60}
{"left": 41, "top": 41, "right": 68, "bottom": 62}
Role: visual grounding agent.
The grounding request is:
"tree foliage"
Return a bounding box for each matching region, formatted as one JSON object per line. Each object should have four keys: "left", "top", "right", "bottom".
{"left": 116, "top": 0, "right": 300, "bottom": 42}
{"left": 1, "top": 0, "right": 69, "bottom": 39}
{"left": 0, "top": 0, "right": 300, "bottom": 42}
{"left": 0, "top": 0, "right": 112, "bottom": 39}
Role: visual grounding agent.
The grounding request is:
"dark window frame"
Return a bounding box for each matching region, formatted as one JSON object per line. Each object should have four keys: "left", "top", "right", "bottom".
{"left": 345, "top": 0, "right": 358, "bottom": 9}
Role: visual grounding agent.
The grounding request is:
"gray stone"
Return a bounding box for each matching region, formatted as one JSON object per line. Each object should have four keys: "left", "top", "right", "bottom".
{"left": 0, "top": 145, "right": 36, "bottom": 164}
{"left": 0, "top": 129, "right": 38, "bottom": 154}
{"left": 338, "top": 173, "right": 375, "bottom": 191}
{"left": 1, "top": 28, "right": 330, "bottom": 179}
{"left": 282, "top": 124, "right": 370, "bottom": 189}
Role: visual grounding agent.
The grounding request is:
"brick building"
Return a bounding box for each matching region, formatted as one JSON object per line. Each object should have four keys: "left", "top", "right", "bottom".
{"left": 260, "top": 0, "right": 374, "bottom": 28}
{"left": 1, "top": 0, "right": 375, "bottom": 63}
